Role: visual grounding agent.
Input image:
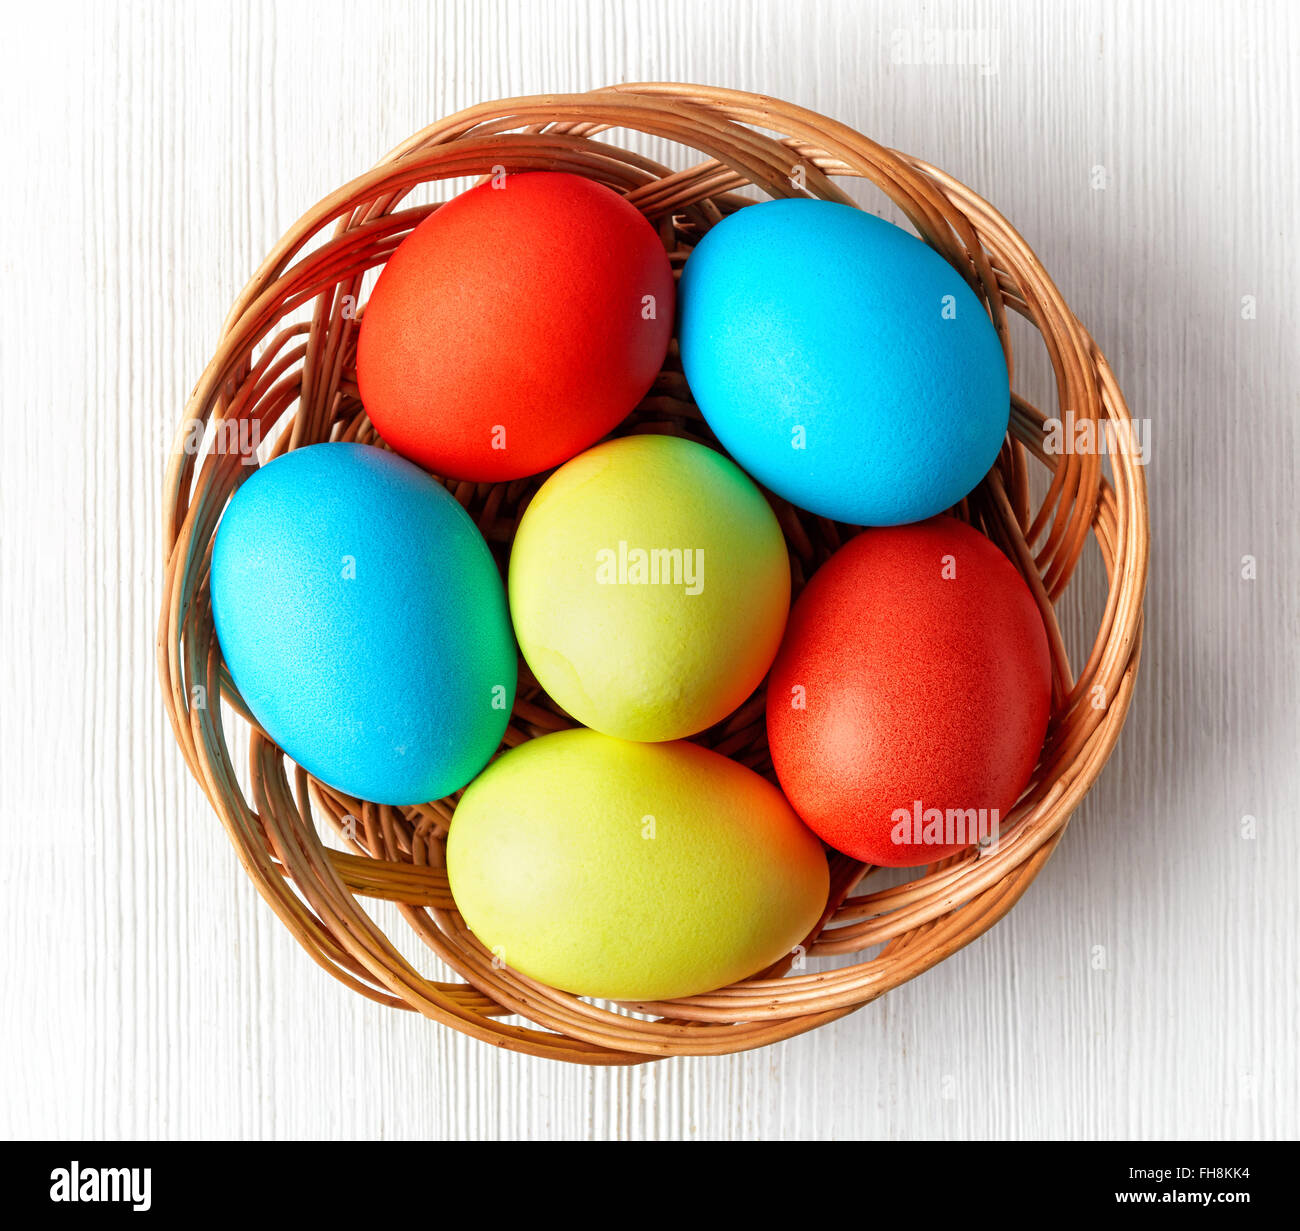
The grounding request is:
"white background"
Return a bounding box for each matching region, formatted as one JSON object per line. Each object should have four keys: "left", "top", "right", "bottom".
{"left": 1, "top": 0, "right": 1296, "bottom": 1140}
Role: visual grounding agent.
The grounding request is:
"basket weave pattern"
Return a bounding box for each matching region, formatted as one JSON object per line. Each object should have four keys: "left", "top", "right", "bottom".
{"left": 158, "top": 85, "right": 1148, "bottom": 1063}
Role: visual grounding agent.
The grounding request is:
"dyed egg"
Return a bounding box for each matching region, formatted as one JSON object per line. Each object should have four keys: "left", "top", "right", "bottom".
{"left": 679, "top": 198, "right": 1010, "bottom": 525}
{"left": 508, "top": 434, "right": 790, "bottom": 742}
{"left": 210, "top": 443, "right": 517, "bottom": 805}
{"left": 446, "top": 728, "right": 828, "bottom": 1001}
{"left": 357, "top": 171, "right": 675, "bottom": 482}
{"left": 766, "top": 517, "right": 1051, "bottom": 867}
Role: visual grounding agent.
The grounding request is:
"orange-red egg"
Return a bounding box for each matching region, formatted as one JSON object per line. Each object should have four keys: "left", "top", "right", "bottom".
{"left": 357, "top": 171, "right": 675, "bottom": 482}
{"left": 766, "top": 517, "right": 1052, "bottom": 867}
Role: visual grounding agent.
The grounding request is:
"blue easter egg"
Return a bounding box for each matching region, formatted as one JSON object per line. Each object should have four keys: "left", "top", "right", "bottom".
{"left": 678, "top": 198, "right": 1010, "bottom": 525}
{"left": 210, "top": 442, "right": 517, "bottom": 804}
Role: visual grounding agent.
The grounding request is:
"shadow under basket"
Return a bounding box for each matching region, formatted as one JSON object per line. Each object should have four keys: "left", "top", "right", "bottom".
{"left": 158, "top": 84, "right": 1149, "bottom": 1064}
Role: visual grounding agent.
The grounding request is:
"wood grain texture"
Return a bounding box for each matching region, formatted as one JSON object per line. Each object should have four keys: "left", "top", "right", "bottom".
{"left": 1, "top": 0, "right": 1296, "bottom": 1140}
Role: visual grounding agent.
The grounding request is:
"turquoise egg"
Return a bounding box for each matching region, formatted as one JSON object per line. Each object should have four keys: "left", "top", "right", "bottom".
{"left": 210, "top": 442, "right": 517, "bottom": 804}
{"left": 678, "top": 198, "right": 1010, "bottom": 526}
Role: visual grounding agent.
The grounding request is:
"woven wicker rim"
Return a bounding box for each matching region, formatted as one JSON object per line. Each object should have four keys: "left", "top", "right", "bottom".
{"left": 157, "top": 84, "right": 1149, "bottom": 1064}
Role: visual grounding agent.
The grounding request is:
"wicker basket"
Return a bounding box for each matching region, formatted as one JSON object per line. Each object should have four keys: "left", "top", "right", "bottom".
{"left": 157, "top": 84, "right": 1148, "bottom": 1064}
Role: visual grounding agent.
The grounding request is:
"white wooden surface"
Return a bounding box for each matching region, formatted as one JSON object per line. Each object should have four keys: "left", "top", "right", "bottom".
{"left": 2, "top": 0, "right": 1297, "bottom": 1140}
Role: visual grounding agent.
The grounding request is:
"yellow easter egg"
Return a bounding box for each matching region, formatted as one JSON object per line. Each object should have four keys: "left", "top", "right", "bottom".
{"left": 445, "top": 728, "right": 829, "bottom": 1001}
{"left": 508, "top": 435, "right": 790, "bottom": 741}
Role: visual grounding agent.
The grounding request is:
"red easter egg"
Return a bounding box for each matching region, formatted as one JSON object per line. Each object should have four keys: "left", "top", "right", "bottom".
{"left": 357, "top": 171, "right": 675, "bottom": 482}
{"left": 766, "top": 517, "right": 1051, "bottom": 867}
